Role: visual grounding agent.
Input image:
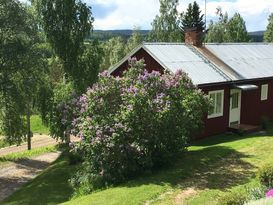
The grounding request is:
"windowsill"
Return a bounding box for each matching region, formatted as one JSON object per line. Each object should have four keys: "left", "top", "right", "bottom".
{"left": 208, "top": 113, "right": 223, "bottom": 119}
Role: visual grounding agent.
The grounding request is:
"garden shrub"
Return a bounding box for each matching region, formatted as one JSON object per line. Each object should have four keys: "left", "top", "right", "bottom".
{"left": 258, "top": 164, "right": 273, "bottom": 188}
{"left": 217, "top": 191, "right": 248, "bottom": 205}
{"left": 260, "top": 116, "right": 270, "bottom": 130}
{"left": 70, "top": 59, "right": 210, "bottom": 192}
{"left": 247, "top": 186, "right": 268, "bottom": 201}
{"left": 48, "top": 81, "right": 79, "bottom": 142}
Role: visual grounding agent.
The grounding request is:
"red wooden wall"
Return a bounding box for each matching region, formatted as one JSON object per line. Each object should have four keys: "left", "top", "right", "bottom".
{"left": 112, "top": 48, "right": 273, "bottom": 138}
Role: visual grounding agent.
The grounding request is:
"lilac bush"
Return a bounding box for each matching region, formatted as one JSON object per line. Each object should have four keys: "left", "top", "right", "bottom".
{"left": 70, "top": 59, "right": 210, "bottom": 192}
{"left": 266, "top": 189, "right": 273, "bottom": 197}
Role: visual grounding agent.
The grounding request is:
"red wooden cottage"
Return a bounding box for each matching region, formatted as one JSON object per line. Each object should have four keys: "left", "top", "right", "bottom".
{"left": 108, "top": 30, "right": 273, "bottom": 138}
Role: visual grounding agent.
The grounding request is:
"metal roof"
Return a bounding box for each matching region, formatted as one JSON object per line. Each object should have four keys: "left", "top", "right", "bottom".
{"left": 142, "top": 43, "right": 230, "bottom": 85}
{"left": 206, "top": 43, "right": 273, "bottom": 80}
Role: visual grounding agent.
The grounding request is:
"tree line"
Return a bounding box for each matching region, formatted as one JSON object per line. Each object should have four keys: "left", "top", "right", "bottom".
{"left": 0, "top": 0, "right": 273, "bottom": 150}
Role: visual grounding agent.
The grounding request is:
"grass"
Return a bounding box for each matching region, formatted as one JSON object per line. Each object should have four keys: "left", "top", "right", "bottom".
{"left": 0, "top": 145, "right": 58, "bottom": 165}
{"left": 30, "top": 115, "right": 49, "bottom": 135}
{"left": 0, "top": 152, "right": 77, "bottom": 205}
{"left": 3, "top": 125, "right": 273, "bottom": 205}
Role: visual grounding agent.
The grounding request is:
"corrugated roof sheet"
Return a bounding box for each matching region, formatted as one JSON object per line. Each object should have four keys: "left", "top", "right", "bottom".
{"left": 143, "top": 43, "right": 230, "bottom": 85}
{"left": 206, "top": 44, "right": 273, "bottom": 80}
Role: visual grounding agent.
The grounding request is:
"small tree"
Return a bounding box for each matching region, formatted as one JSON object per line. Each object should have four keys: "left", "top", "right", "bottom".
{"left": 226, "top": 13, "right": 250, "bottom": 42}
{"left": 181, "top": 1, "right": 205, "bottom": 32}
{"left": 264, "top": 13, "right": 273, "bottom": 42}
{"left": 126, "top": 27, "right": 144, "bottom": 53}
{"left": 0, "top": 0, "right": 48, "bottom": 149}
{"left": 206, "top": 8, "right": 249, "bottom": 43}
{"left": 149, "top": 0, "right": 182, "bottom": 42}
{"left": 39, "top": 0, "right": 94, "bottom": 88}
{"left": 101, "top": 37, "right": 126, "bottom": 70}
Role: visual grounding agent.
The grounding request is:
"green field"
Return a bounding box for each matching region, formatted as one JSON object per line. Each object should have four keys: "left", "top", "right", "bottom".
{"left": 2, "top": 126, "right": 273, "bottom": 205}
{"left": 30, "top": 115, "right": 49, "bottom": 135}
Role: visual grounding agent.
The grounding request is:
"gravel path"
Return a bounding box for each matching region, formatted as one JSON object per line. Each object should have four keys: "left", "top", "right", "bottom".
{"left": 0, "top": 151, "right": 61, "bottom": 201}
{"left": 0, "top": 135, "right": 58, "bottom": 157}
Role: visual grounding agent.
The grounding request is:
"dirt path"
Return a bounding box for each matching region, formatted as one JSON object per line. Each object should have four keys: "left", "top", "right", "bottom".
{"left": 0, "top": 151, "right": 61, "bottom": 202}
{"left": 0, "top": 135, "right": 58, "bottom": 157}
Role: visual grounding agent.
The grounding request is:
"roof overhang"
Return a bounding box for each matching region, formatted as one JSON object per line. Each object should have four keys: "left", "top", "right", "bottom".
{"left": 232, "top": 84, "right": 258, "bottom": 91}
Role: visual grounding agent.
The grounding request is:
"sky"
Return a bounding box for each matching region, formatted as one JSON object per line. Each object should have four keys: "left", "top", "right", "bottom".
{"left": 19, "top": 0, "right": 273, "bottom": 31}
{"left": 83, "top": 0, "right": 273, "bottom": 31}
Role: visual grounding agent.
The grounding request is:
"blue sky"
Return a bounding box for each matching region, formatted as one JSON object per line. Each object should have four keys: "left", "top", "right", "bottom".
{"left": 84, "top": 0, "right": 273, "bottom": 31}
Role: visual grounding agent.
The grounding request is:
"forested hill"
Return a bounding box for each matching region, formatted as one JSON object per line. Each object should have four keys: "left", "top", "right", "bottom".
{"left": 89, "top": 29, "right": 265, "bottom": 42}
{"left": 248, "top": 31, "right": 265, "bottom": 42}
{"left": 89, "top": 30, "right": 150, "bottom": 41}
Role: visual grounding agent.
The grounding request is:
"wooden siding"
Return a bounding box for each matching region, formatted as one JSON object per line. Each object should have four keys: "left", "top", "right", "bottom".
{"left": 199, "top": 85, "right": 230, "bottom": 138}
{"left": 240, "top": 80, "right": 273, "bottom": 125}
{"left": 112, "top": 48, "right": 273, "bottom": 138}
{"left": 112, "top": 48, "right": 164, "bottom": 77}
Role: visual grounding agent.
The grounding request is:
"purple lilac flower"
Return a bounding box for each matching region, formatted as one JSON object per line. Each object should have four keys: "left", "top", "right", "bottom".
{"left": 128, "top": 57, "right": 137, "bottom": 66}
{"left": 96, "top": 129, "right": 103, "bottom": 138}
{"left": 266, "top": 189, "right": 273, "bottom": 197}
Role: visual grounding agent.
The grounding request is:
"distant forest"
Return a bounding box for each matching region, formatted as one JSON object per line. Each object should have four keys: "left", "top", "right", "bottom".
{"left": 89, "top": 30, "right": 265, "bottom": 42}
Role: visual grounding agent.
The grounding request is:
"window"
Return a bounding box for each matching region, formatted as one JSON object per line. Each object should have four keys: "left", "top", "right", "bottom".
{"left": 231, "top": 92, "right": 239, "bottom": 109}
{"left": 261, "top": 84, "right": 268, "bottom": 101}
{"left": 208, "top": 90, "right": 224, "bottom": 119}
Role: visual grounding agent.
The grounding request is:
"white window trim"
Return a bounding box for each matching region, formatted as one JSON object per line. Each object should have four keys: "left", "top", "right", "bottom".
{"left": 261, "top": 84, "right": 268, "bottom": 101}
{"left": 208, "top": 89, "right": 224, "bottom": 119}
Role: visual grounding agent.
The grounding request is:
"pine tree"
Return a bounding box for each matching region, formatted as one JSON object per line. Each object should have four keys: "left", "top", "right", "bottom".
{"left": 181, "top": 1, "right": 205, "bottom": 32}
{"left": 264, "top": 13, "right": 273, "bottom": 42}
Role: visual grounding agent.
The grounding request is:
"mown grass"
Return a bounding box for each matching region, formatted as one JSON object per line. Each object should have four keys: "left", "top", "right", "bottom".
{"left": 30, "top": 115, "right": 49, "bottom": 135}
{"left": 0, "top": 145, "right": 58, "bottom": 165}
{"left": 0, "top": 151, "right": 77, "bottom": 205}
{"left": 3, "top": 125, "right": 273, "bottom": 205}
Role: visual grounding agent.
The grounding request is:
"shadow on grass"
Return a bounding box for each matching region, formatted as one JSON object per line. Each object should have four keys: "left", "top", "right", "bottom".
{"left": 124, "top": 145, "right": 255, "bottom": 192}
{"left": 0, "top": 152, "right": 78, "bottom": 205}
{"left": 192, "top": 130, "right": 272, "bottom": 147}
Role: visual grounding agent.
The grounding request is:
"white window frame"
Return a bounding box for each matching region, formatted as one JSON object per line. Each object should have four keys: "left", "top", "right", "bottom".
{"left": 208, "top": 89, "right": 224, "bottom": 119}
{"left": 261, "top": 84, "right": 268, "bottom": 101}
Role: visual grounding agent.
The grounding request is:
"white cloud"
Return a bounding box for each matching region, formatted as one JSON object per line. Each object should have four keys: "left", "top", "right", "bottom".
{"left": 85, "top": 0, "right": 160, "bottom": 30}
{"left": 19, "top": 0, "right": 273, "bottom": 31}
{"left": 88, "top": 0, "right": 273, "bottom": 31}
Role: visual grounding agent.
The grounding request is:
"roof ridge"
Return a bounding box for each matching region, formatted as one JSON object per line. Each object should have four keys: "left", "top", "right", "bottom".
{"left": 187, "top": 45, "right": 232, "bottom": 82}
{"left": 204, "top": 42, "right": 271, "bottom": 45}
{"left": 143, "top": 42, "right": 186, "bottom": 45}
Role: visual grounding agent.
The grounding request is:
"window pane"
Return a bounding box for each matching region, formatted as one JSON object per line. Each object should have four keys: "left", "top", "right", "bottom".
{"left": 261, "top": 84, "right": 268, "bottom": 101}
{"left": 209, "top": 93, "right": 216, "bottom": 115}
{"left": 232, "top": 92, "right": 239, "bottom": 109}
{"left": 216, "top": 92, "right": 222, "bottom": 113}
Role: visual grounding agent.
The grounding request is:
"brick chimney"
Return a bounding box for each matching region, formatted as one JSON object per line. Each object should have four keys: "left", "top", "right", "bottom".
{"left": 184, "top": 27, "right": 203, "bottom": 47}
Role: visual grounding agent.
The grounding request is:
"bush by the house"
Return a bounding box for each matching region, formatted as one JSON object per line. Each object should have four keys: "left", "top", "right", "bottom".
{"left": 258, "top": 163, "right": 273, "bottom": 188}
{"left": 70, "top": 59, "right": 210, "bottom": 193}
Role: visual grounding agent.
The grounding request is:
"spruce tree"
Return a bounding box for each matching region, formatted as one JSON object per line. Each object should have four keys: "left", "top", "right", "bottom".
{"left": 264, "top": 13, "right": 273, "bottom": 42}
{"left": 181, "top": 1, "right": 205, "bottom": 32}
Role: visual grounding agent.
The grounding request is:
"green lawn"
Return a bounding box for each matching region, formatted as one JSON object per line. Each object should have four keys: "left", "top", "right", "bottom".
{"left": 2, "top": 126, "right": 273, "bottom": 205}
{"left": 0, "top": 145, "right": 58, "bottom": 165}
{"left": 30, "top": 115, "right": 49, "bottom": 135}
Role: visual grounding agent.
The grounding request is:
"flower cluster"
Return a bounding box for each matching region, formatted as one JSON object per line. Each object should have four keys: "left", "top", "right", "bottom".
{"left": 266, "top": 189, "right": 273, "bottom": 197}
